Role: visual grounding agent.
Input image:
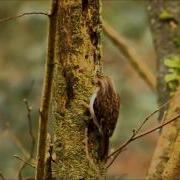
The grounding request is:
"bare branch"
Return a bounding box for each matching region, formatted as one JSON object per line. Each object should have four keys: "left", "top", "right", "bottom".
{"left": 134, "top": 94, "right": 178, "bottom": 134}
{"left": 106, "top": 114, "right": 180, "bottom": 168}
{"left": 6, "top": 128, "right": 30, "bottom": 158}
{"left": 103, "top": 20, "right": 156, "bottom": 91}
{"left": 13, "top": 155, "right": 36, "bottom": 169}
{"left": 133, "top": 114, "right": 180, "bottom": 141}
{"left": 107, "top": 93, "right": 180, "bottom": 163}
{"left": 17, "top": 99, "right": 36, "bottom": 179}
{"left": 0, "top": 12, "right": 49, "bottom": 24}
{"left": 23, "top": 99, "right": 35, "bottom": 158}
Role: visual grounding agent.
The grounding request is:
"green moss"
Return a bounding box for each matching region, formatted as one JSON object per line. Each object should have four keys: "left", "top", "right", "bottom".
{"left": 50, "top": 0, "right": 103, "bottom": 178}
{"left": 159, "top": 9, "right": 174, "bottom": 21}
{"left": 164, "top": 55, "right": 180, "bottom": 94}
{"left": 173, "top": 36, "right": 180, "bottom": 48}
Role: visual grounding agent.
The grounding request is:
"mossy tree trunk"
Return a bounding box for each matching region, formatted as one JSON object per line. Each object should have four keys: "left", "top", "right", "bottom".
{"left": 147, "top": 0, "right": 180, "bottom": 179}
{"left": 147, "top": 0, "right": 180, "bottom": 120}
{"left": 49, "top": 0, "right": 103, "bottom": 178}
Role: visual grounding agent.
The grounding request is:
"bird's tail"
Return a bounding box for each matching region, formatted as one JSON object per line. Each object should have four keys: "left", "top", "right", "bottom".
{"left": 99, "top": 134, "right": 109, "bottom": 161}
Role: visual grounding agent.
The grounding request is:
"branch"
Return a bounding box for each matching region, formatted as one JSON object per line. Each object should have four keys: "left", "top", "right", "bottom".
{"left": 7, "top": 127, "right": 30, "bottom": 158}
{"left": 23, "top": 99, "right": 35, "bottom": 158}
{"left": 107, "top": 94, "right": 177, "bottom": 161}
{"left": 134, "top": 93, "right": 178, "bottom": 135}
{"left": 106, "top": 113, "right": 180, "bottom": 168}
{"left": 13, "top": 155, "right": 36, "bottom": 169}
{"left": 35, "top": 0, "right": 58, "bottom": 179}
{"left": 0, "top": 12, "right": 49, "bottom": 24}
{"left": 103, "top": 20, "right": 156, "bottom": 91}
{"left": 17, "top": 99, "right": 36, "bottom": 179}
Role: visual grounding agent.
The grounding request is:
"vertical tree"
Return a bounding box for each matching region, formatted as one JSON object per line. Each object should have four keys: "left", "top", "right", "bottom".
{"left": 147, "top": 0, "right": 180, "bottom": 179}
{"left": 36, "top": 0, "right": 103, "bottom": 179}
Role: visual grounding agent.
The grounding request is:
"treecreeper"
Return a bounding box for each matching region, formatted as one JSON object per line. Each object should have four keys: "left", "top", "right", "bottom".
{"left": 88, "top": 75, "right": 120, "bottom": 161}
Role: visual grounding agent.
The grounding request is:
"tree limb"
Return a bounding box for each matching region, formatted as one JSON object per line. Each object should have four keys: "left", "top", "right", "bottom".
{"left": 35, "top": 0, "right": 58, "bottom": 179}
{"left": 106, "top": 114, "right": 180, "bottom": 168}
{"left": 17, "top": 99, "right": 36, "bottom": 180}
{"left": 103, "top": 20, "right": 156, "bottom": 91}
{"left": 0, "top": 12, "right": 49, "bottom": 24}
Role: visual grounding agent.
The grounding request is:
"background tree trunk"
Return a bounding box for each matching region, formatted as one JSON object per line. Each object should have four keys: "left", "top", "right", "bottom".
{"left": 147, "top": 86, "right": 180, "bottom": 179}
{"left": 147, "top": 0, "right": 180, "bottom": 179}
{"left": 49, "top": 0, "right": 103, "bottom": 178}
{"left": 148, "top": 0, "right": 180, "bottom": 120}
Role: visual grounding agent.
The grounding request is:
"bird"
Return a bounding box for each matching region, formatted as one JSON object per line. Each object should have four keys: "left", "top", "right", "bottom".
{"left": 88, "top": 75, "right": 120, "bottom": 161}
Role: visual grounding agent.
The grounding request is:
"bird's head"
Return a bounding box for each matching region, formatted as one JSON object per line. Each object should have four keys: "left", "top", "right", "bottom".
{"left": 93, "top": 75, "right": 116, "bottom": 95}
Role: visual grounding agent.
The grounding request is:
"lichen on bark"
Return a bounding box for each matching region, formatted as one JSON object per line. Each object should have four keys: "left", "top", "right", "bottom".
{"left": 49, "top": 0, "right": 103, "bottom": 178}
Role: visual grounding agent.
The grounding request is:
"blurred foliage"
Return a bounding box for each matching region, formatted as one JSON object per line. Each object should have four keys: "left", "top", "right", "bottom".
{"left": 0, "top": 0, "right": 157, "bottom": 178}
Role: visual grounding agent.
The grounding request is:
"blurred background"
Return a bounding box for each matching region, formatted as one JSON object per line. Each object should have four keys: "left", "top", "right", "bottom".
{"left": 0, "top": 0, "right": 158, "bottom": 179}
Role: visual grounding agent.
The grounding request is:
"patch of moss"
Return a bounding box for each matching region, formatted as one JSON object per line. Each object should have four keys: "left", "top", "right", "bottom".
{"left": 159, "top": 10, "right": 174, "bottom": 21}
{"left": 173, "top": 36, "right": 180, "bottom": 48}
{"left": 164, "top": 55, "right": 180, "bottom": 94}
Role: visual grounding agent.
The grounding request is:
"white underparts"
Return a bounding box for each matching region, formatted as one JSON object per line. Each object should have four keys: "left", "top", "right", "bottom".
{"left": 89, "top": 87, "right": 103, "bottom": 134}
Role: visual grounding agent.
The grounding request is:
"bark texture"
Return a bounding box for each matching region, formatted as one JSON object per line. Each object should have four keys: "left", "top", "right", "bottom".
{"left": 147, "top": 86, "right": 180, "bottom": 179}
{"left": 163, "top": 128, "right": 180, "bottom": 179}
{"left": 49, "top": 0, "right": 103, "bottom": 178}
{"left": 147, "top": 0, "right": 180, "bottom": 179}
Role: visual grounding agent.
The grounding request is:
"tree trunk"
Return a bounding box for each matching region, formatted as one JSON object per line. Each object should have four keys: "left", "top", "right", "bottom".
{"left": 147, "top": 86, "right": 180, "bottom": 179}
{"left": 147, "top": 0, "right": 180, "bottom": 120}
{"left": 49, "top": 0, "right": 103, "bottom": 179}
{"left": 163, "top": 121, "right": 180, "bottom": 179}
{"left": 147, "top": 0, "right": 180, "bottom": 179}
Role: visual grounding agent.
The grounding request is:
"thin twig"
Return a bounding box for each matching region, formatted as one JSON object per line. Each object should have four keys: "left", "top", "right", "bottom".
{"left": 133, "top": 114, "right": 180, "bottom": 140}
{"left": 13, "top": 155, "right": 36, "bottom": 169}
{"left": 134, "top": 94, "right": 177, "bottom": 134}
{"left": 8, "top": 128, "right": 30, "bottom": 158}
{"left": 0, "top": 12, "right": 49, "bottom": 24}
{"left": 17, "top": 99, "right": 36, "bottom": 179}
{"left": 107, "top": 94, "right": 179, "bottom": 161}
{"left": 23, "top": 99, "right": 35, "bottom": 158}
{"left": 103, "top": 20, "right": 156, "bottom": 91}
{"left": 106, "top": 114, "right": 180, "bottom": 168}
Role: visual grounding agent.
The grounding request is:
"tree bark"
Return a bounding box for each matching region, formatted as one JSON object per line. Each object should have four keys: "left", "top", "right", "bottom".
{"left": 147, "top": 0, "right": 180, "bottom": 120}
{"left": 147, "top": 86, "right": 180, "bottom": 179}
{"left": 163, "top": 125, "right": 180, "bottom": 179}
{"left": 49, "top": 0, "right": 103, "bottom": 179}
{"left": 147, "top": 0, "right": 180, "bottom": 179}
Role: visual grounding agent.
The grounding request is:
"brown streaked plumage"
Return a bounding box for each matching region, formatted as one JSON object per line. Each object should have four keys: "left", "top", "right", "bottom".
{"left": 89, "top": 75, "right": 120, "bottom": 160}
